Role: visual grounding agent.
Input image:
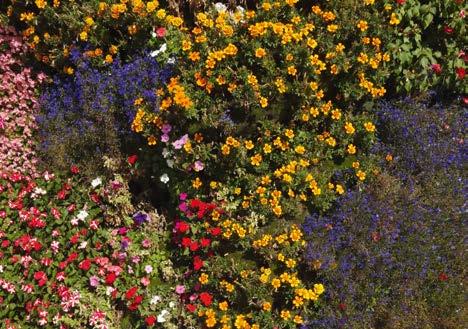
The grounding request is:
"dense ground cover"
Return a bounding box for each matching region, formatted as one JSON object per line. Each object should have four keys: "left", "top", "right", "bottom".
{"left": 0, "top": 1, "right": 466, "bottom": 328}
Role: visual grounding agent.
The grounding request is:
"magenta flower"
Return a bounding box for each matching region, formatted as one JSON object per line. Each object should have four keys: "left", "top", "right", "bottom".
{"left": 175, "top": 285, "right": 185, "bottom": 294}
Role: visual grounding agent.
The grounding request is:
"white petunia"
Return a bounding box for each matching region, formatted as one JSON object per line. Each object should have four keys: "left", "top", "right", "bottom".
{"left": 91, "top": 177, "right": 102, "bottom": 188}
{"left": 215, "top": 2, "right": 227, "bottom": 13}
{"left": 77, "top": 210, "right": 88, "bottom": 221}
{"left": 150, "top": 43, "right": 167, "bottom": 57}
{"left": 150, "top": 295, "right": 161, "bottom": 305}
{"left": 160, "top": 173, "right": 170, "bottom": 184}
{"left": 167, "top": 57, "right": 176, "bottom": 64}
{"left": 157, "top": 309, "right": 169, "bottom": 323}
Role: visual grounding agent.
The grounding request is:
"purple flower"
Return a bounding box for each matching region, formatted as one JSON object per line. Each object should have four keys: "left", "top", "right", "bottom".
{"left": 89, "top": 276, "right": 100, "bottom": 287}
{"left": 193, "top": 161, "right": 204, "bottom": 172}
{"left": 161, "top": 134, "right": 169, "bottom": 143}
{"left": 133, "top": 212, "right": 149, "bottom": 225}
{"left": 161, "top": 123, "right": 172, "bottom": 134}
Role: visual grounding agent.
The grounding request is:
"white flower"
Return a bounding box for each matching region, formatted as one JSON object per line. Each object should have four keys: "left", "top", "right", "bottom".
{"left": 150, "top": 43, "right": 167, "bottom": 57}
{"left": 77, "top": 210, "right": 89, "bottom": 221}
{"left": 151, "top": 31, "right": 157, "bottom": 38}
{"left": 215, "top": 2, "right": 227, "bottom": 13}
{"left": 160, "top": 173, "right": 170, "bottom": 184}
{"left": 157, "top": 309, "right": 169, "bottom": 323}
{"left": 78, "top": 241, "right": 88, "bottom": 249}
{"left": 167, "top": 57, "right": 176, "bottom": 64}
{"left": 166, "top": 159, "right": 174, "bottom": 168}
{"left": 106, "top": 287, "right": 115, "bottom": 296}
{"left": 91, "top": 177, "right": 102, "bottom": 188}
{"left": 0, "top": 265, "right": 3, "bottom": 273}
{"left": 162, "top": 148, "right": 170, "bottom": 158}
{"left": 150, "top": 295, "right": 161, "bottom": 305}
{"left": 236, "top": 5, "right": 245, "bottom": 13}
{"left": 169, "top": 301, "right": 176, "bottom": 308}
{"left": 145, "top": 265, "right": 153, "bottom": 274}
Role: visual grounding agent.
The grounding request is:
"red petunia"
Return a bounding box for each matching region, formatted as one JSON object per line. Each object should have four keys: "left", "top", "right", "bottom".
{"left": 106, "top": 272, "right": 117, "bottom": 285}
{"left": 181, "top": 237, "right": 192, "bottom": 248}
{"left": 145, "top": 316, "right": 156, "bottom": 326}
{"left": 186, "top": 304, "right": 197, "bottom": 312}
{"left": 79, "top": 259, "right": 92, "bottom": 271}
{"left": 431, "top": 63, "right": 442, "bottom": 74}
{"left": 438, "top": 272, "right": 448, "bottom": 281}
{"left": 193, "top": 256, "right": 204, "bottom": 270}
{"left": 455, "top": 67, "right": 465, "bottom": 79}
{"left": 70, "top": 165, "right": 80, "bottom": 174}
{"left": 128, "top": 155, "right": 138, "bottom": 165}
{"left": 209, "top": 227, "right": 222, "bottom": 236}
{"left": 200, "top": 238, "right": 211, "bottom": 248}
{"left": 125, "top": 286, "right": 138, "bottom": 300}
{"left": 176, "top": 221, "right": 190, "bottom": 233}
{"left": 199, "top": 292, "right": 212, "bottom": 306}
{"left": 189, "top": 241, "right": 199, "bottom": 252}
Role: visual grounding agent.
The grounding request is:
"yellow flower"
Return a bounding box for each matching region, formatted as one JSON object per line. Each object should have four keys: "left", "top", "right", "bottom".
{"left": 293, "top": 296, "right": 304, "bottom": 307}
{"left": 221, "top": 144, "right": 231, "bottom": 155}
{"left": 295, "top": 145, "right": 305, "bottom": 155}
{"left": 335, "top": 184, "right": 345, "bottom": 195}
{"left": 192, "top": 177, "right": 203, "bottom": 189}
{"left": 219, "top": 301, "right": 229, "bottom": 311}
{"left": 335, "top": 43, "right": 345, "bottom": 53}
{"left": 271, "top": 278, "right": 281, "bottom": 290}
{"left": 287, "top": 66, "right": 297, "bottom": 76}
{"left": 259, "top": 96, "right": 268, "bottom": 108}
{"left": 344, "top": 122, "right": 355, "bottom": 134}
{"left": 84, "top": 17, "right": 94, "bottom": 26}
{"left": 357, "top": 20, "right": 368, "bottom": 32}
{"left": 250, "top": 154, "right": 262, "bottom": 166}
{"left": 390, "top": 13, "right": 400, "bottom": 25}
{"left": 147, "top": 135, "right": 157, "bottom": 145}
{"left": 35, "top": 0, "right": 46, "bottom": 9}
{"left": 262, "top": 302, "right": 272, "bottom": 311}
{"left": 79, "top": 31, "right": 88, "bottom": 41}
{"left": 386, "top": 153, "right": 393, "bottom": 162}
{"left": 347, "top": 144, "right": 356, "bottom": 154}
{"left": 356, "top": 170, "right": 366, "bottom": 181}
{"left": 327, "top": 24, "right": 338, "bottom": 33}
{"left": 314, "top": 283, "right": 325, "bottom": 295}
{"left": 255, "top": 48, "right": 266, "bottom": 58}
{"left": 294, "top": 315, "right": 304, "bottom": 324}
{"left": 284, "top": 129, "right": 295, "bottom": 139}
{"left": 206, "top": 317, "right": 217, "bottom": 328}
{"left": 307, "top": 38, "right": 318, "bottom": 49}
{"left": 280, "top": 310, "right": 291, "bottom": 320}
{"left": 286, "top": 258, "right": 297, "bottom": 268}
{"left": 364, "top": 122, "right": 376, "bottom": 132}
{"left": 244, "top": 140, "right": 254, "bottom": 150}
{"left": 199, "top": 273, "right": 209, "bottom": 284}
{"left": 263, "top": 144, "right": 272, "bottom": 154}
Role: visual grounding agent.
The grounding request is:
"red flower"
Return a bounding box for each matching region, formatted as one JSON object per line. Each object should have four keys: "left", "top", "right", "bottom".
{"left": 396, "top": 0, "right": 405, "bottom": 4}
{"left": 34, "top": 271, "right": 47, "bottom": 286}
{"left": 339, "top": 303, "right": 347, "bottom": 311}
{"left": 176, "top": 221, "right": 190, "bottom": 233}
{"left": 438, "top": 272, "right": 448, "bottom": 281}
{"left": 145, "top": 316, "right": 156, "bottom": 326}
{"left": 79, "top": 259, "right": 92, "bottom": 271}
{"left": 209, "top": 227, "right": 222, "bottom": 236}
{"left": 70, "top": 165, "right": 80, "bottom": 174}
{"left": 181, "top": 237, "right": 192, "bottom": 248}
{"left": 444, "top": 26, "right": 454, "bottom": 34}
{"left": 90, "top": 193, "right": 101, "bottom": 204}
{"left": 189, "top": 241, "right": 199, "bottom": 252}
{"left": 193, "top": 256, "right": 204, "bottom": 270}
{"left": 199, "top": 292, "right": 212, "bottom": 306}
{"left": 134, "top": 295, "right": 143, "bottom": 304}
{"left": 186, "top": 304, "right": 197, "bottom": 312}
{"left": 1, "top": 240, "right": 10, "bottom": 248}
{"left": 455, "top": 67, "right": 465, "bottom": 79}
{"left": 200, "top": 238, "right": 211, "bottom": 248}
{"left": 105, "top": 273, "right": 117, "bottom": 285}
{"left": 127, "top": 155, "right": 138, "bottom": 165}
{"left": 431, "top": 63, "right": 442, "bottom": 74}
{"left": 125, "top": 286, "right": 138, "bottom": 300}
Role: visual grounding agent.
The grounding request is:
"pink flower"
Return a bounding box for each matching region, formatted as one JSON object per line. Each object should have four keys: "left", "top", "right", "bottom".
{"left": 155, "top": 27, "right": 167, "bottom": 38}
{"left": 89, "top": 276, "right": 100, "bottom": 287}
{"left": 193, "top": 161, "right": 204, "bottom": 172}
{"left": 175, "top": 285, "right": 185, "bottom": 294}
{"left": 141, "top": 277, "right": 150, "bottom": 286}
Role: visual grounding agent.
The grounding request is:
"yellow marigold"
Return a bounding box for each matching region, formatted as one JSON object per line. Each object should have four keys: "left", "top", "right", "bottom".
{"left": 250, "top": 154, "right": 262, "bottom": 166}
{"left": 364, "top": 122, "right": 376, "bottom": 132}
{"left": 357, "top": 20, "right": 368, "bottom": 32}
{"left": 280, "top": 310, "right": 291, "bottom": 320}
{"left": 255, "top": 48, "right": 266, "bottom": 58}
{"left": 390, "top": 12, "right": 400, "bottom": 25}
{"left": 347, "top": 144, "right": 356, "bottom": 154}
{"left": 356, "top": 170, "right": 366, "bottom": 181}
{"left": 192, "top": 177, "right": 203, "bottom": 189}
{"left": 35, "top": 0, "right": 46, "bottom": 9}
{"left": 262, "top": 302, "right": 272, "bottom": 311}
{"left": 344, "top": 122, "right": 355, "bottom": 134}
{"left": 219, "top": 301, "right": 229, "bottom": 311}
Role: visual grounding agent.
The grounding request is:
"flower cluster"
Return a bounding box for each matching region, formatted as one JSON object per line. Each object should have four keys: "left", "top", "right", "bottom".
{"left": 0, "top": 169, "right": 179, "bottom": 328}
{"left": 0, "top": 26, "right": 46, "bottom": 176}
{"left": 171, "top": 194, "right": 326, "bottom": 328}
